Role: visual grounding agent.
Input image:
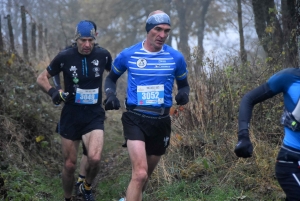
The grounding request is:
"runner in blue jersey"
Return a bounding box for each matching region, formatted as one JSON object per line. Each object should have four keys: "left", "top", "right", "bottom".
{"left": 37, "top": 20, "right": 112, "bottom": 201}
{"left": 234, "top": 68, "right": 300, "bottom": 200}
{"left": 103, "top": 10, "right": 189, "bottom": 201}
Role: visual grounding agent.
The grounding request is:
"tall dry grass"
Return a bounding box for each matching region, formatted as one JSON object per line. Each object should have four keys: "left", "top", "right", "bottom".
{"left": 149, "top": 50, "right": 286, "bottom": 199}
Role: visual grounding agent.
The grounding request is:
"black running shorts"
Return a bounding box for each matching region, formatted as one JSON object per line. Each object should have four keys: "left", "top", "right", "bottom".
{"left": 57, "top": 104, "right": 105, "bottom": 141}
{"left": 121, "top": 110, "right": 171, "bottom": 156}
{"left": 275, "top": 145, "right": 300, "bottom": 201}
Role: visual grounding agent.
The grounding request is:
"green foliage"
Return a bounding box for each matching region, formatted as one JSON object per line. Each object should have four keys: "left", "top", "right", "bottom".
{"left": 0, "top": 166, "right": 61, "bottom": 200}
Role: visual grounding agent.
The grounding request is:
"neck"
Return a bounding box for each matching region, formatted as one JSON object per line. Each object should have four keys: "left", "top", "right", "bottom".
{"left": 143, "top": 40, "right": 161, "bottom": 52}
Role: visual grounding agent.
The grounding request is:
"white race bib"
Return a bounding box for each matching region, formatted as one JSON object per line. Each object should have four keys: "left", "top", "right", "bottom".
{"left": 75, "top": 88, "right": 99, "bottom": 104}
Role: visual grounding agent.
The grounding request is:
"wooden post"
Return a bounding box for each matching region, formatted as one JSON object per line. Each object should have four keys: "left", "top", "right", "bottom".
{"left": 6, "top": 14, "right": 15, "bottom": 51}
{"left": 0, "top": 15, "right": 4, "bottom": 52}
{"left": 31, "top": 22, "right": 36, "bottom": 59}
{"left": 38, "top": 23, "right": 43, "bottom": 59}
{"left": 21, "top": 5, "right": 29, "bottom": 61}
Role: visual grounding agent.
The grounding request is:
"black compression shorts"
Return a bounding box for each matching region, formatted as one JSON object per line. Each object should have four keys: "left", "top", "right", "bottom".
{"left": 275, "top": 144, "right": 300, "bottom": 201}
{"left": 121, "top": 110, "right": 171, "bottom": 156}
{"left": 57, "top": 104, "right": 105, "bottom": 141}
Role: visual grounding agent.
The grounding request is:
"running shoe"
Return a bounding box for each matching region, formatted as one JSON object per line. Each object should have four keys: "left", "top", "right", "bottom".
{"left": 119, "top": 198, "right": 125, "bottom": 201}
{"left": 74, "top": 181, "right": 83, "bottom": 196}
{"left": 79, "top": 183, "right": 95, "bottom": 201}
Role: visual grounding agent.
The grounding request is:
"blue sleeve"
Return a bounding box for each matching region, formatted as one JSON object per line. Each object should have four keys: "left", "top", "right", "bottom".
{"left": 112, "top": 52, "right": 127, "bottom": 75}
{"left": 174, "top": 53, "right": 188, "bottom": 80}
{"left": 267, "top": 68, "right": 294, "bottom": 94}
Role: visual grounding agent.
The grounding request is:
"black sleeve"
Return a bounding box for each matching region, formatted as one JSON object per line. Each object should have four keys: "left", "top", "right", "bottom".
{"left": 52, "top": 74, "right": 61, "bottom": 90}
{"left": 176, "top": 77, "right": 190, "bottom": 94}
{"left": 104, "top": 70, "right": 121, "bottom": 95}
{"left": 105, "top": 52, "right": 112, "bottom": 72}
{"left": 238, "top": 82, "right": 276, "bottom": 132}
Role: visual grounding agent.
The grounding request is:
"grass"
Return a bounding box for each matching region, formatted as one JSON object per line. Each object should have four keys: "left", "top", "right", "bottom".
{"left": 0, "top": 51, "right": 290, "bottom": 201}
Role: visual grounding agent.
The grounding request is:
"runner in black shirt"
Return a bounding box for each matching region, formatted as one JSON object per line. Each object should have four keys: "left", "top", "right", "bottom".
{"left": 37, "top": 20, "right": 112, "bottom": 201}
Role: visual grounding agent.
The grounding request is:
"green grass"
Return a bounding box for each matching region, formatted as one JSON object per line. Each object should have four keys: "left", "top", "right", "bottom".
{"left": 0, "top": 166, "right": 62, "bottom": 201}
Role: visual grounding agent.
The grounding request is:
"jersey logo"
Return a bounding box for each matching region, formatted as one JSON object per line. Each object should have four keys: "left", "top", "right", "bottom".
{"left": 93, "top": 67, "right": 100, "bottom": 77}
{"left": 60, "top": 63, "right": 64, "bottom": 68}
{"left": 70, "top": 66, "right": 77, "bottom": 72}
{"left": 137, "top": 58, "right": 147, "bottom": 68}
{"left": 91, "top": 59, "right": 99, "bottom": 66}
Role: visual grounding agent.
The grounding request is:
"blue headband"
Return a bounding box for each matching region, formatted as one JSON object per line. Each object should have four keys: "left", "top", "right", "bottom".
{"left": 145, "top": 13, "right": 171, "bottom": 33}
{"left": 74, "top": 21, "right": 96, "bottom": 40}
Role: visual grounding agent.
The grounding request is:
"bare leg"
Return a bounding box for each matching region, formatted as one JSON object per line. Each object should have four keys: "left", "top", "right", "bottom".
{"left": 142, "top": 155, "right": 161, "bottom": 192}
{"left": 61, "top": 137, "right": 80, "bottom": 198}
{"left": 81, "top": 129, "right": 104, "bottom": 185}
{"left": 79, "top": 155, "right": 88, "bottom": 176}
{"left": 125, "top": 140, "right": 149, "bottom": 201}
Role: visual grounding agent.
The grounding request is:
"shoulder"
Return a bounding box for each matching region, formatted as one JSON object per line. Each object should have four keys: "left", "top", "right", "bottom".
{"left": 163, "top": 44, "right": 185, "bottom": 59}
{"left": 269, "top": 67, "right": 300, "bottom": 80}
{"left": 120, "top": 42, "right": 142, "bottom": 56}
{"left": 94, "top": 45, "right": 111, "bottom": 56}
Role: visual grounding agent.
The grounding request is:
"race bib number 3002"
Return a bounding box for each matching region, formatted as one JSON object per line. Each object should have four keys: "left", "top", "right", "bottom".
{"left": 137, "top": 85, "right": 164, "bottom": 105}
{"left": 75, "top": 88, "right": 99, "bottom": 104}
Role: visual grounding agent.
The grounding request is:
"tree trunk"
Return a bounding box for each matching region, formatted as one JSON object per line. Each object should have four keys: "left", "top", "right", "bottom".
{"left": 31, "top": 22, "right": 36, "bottom": 60}
{"left": 195, "top": 0, "right": 211, "bottom": 75}
{"left": 252, "top": 0, "right": 283, "bottom": 63}
{"left": 237, "top": 0, "right": 247, "bottom": 64}
{"left": 174, "top": 0, "right": 190, "bottom": 59}
{"left": 21, "top": 5, "right": 29, "bottom": 62}
{"left": 38, "top": 23, "right": 43, "bottom": 59}
{"left": 6, "top": 14, "right": 15, "bottom": 52}
{"left": 0, "top": 15, "right": 4, "bottom": 52}
{"left": 281, "top": 0, "right": 297, "bottom": 67}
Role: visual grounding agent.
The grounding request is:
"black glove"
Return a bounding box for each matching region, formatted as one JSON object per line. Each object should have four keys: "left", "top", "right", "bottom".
{"left": 47, "top": 87, "right": 67, "bottom": 105}
{"left": 175, "top": 91, "right": 189, "bottom": 105}
{"left": 103, "top": 92, "right": 120, "bottom": 110}
{"left": 234, "top": 130, "right": 253, "bottom": 158}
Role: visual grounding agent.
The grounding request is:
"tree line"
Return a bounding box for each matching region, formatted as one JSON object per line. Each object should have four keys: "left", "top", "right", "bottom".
{"left": 0, "top": 0, "right": 299, "bottom": 72}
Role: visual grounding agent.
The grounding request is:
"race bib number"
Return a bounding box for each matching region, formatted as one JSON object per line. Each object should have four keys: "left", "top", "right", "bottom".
{"left": 137, "top": 85, "right": 164, "bottom": 105}
{"left": 75, "top": 88, "right": 98, "bottom": 104}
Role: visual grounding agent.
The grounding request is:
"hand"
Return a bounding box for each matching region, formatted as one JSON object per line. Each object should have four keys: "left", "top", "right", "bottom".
{"left": 103, "top": 94, "right": 120, "bottom": 110}
{"left": 47, "top": 87, "right": 67, "bottom": 105}
{"left": 175, "top": 91, "right": 189, "bottom": 105}
{"left": 234, "top": 131, "right": 253, "bottom": 158}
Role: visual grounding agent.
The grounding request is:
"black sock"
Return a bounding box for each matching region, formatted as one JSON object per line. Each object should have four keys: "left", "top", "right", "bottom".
{"left": 65, "top": 198, "right": 72, "bottom": 201}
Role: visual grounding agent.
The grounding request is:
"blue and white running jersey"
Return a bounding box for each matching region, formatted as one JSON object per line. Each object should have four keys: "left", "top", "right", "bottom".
{"left": 268, "top": 68, "right": 300, "bottom": 150}
{"left": 112, "top": 41, "right": 188, "bottom": 108}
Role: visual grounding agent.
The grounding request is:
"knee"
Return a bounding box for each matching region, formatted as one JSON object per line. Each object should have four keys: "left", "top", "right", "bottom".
{"left": 87, "top": 156, "right": 101, "bottom": 167}
{"left": 64, "top": 160, "right": 76, "bottom": 173}
{"left": 132, "top": 170, "right": 148, "bottom": 185}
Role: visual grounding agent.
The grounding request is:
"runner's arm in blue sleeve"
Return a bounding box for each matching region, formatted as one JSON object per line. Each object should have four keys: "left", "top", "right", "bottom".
{"left": 235, "top": 82, "right": 276, "bottom": 158}
{"left": 238, "top": 83, "right": 276, "bottom": 133}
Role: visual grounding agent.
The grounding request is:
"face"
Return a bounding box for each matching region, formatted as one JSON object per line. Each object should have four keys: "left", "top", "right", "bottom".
{"left": 76, "top": 37, "right": 95, "bottom": 55}
{"left": 146, "top": 24, "right": 171, "bottom": 52}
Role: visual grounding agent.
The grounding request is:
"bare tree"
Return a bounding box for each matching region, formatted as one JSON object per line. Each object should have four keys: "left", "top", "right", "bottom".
{"left": 237, "top": 0, "right": 247, "bottom": 64}
{"left": 38, "top": 23, "right": 43, "bottom": 59}
{"left": 0, "top": 15, "right": 4, "bottom": 52}
{"left": 21, "top": 5, "right": 29, "bottom": 61}
{"left": 6, "top": 14, "right": 15, "bottom": 52}
{"left": 31, "top": 22, "right": 36, "bottom": 59}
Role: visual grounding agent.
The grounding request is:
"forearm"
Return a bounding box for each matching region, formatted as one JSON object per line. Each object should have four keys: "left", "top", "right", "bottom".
{"left": 238, "top": 83, "right": 275, "bottom": 132}
{"left": 104, "top": 70, "right": 120, "bottom": 94}
{"left": 36, "top": 69, "right": 53, "bottom": 93}
{"left": 176, "top": 77, "right": 190, "bottom": 94}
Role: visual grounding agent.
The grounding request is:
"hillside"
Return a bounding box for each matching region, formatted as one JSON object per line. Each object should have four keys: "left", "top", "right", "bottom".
{"left": 0, "top": 52, "right": 288, "bottom": 201}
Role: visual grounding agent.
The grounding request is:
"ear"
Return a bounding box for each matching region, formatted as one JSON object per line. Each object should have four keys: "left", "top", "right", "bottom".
{"left": 95, "top": 32, "right": 98, "bottom": 37}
